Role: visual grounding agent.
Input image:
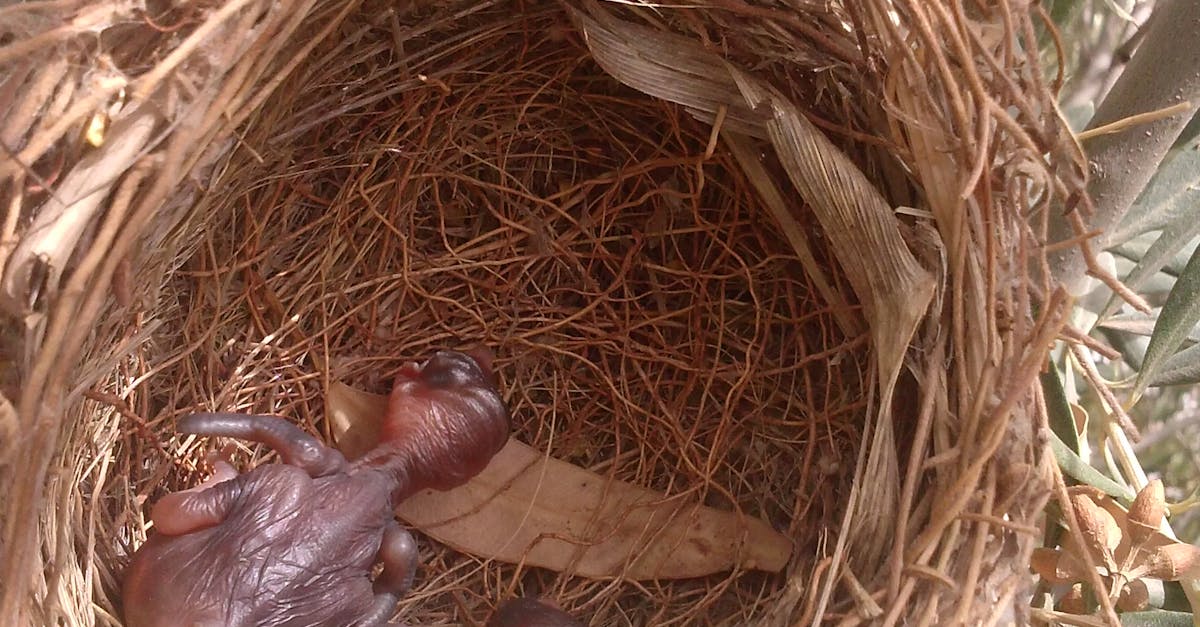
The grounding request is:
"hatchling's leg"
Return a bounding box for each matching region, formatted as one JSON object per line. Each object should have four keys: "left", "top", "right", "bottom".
{"left": 355, "top": 522, "right": 419, "bottom": 626}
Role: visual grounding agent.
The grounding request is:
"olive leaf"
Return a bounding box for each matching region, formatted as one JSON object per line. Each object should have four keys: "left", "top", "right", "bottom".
{"left": 326, "top": 382, "right": 793, "bottom": 580}
{"left": 1119, "top": 610, "right": 1196, "bottom": 626}
{"left": 1099, "top": 214, "right": 1200, "bottom": 321}
{"left": 1043, "top": 362, "right": 1082, "bottom": 455}
{"left": 1049, "top": 431, "right": 1135, "bottom": 504}
{"left": 1133, "top": 244, "right": 1200, "bottom": 402}
{"left": 1098, "top": 311, "right": 1200, "bottom": 342}
{"left": 1149, "top": 343, "right": 1200, "bottom": 387}
{"left": 1107, "top": 137, "right": 1200, "bottom": 248}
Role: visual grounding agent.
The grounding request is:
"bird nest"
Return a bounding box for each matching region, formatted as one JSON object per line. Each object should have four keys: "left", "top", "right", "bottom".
{"left": 0, "top": 0, "right": 1085, "bottom": 625}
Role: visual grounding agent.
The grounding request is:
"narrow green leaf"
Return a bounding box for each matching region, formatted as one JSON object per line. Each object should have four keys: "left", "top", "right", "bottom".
{"left": 1041, "top": 362, "right": 1080, "bottom": 454}
{"left": 1120, "top": 610, "right": 1195, "bottom": 626}
{"left": 1111, "top": 233, "right": 1198, "bottom": 279}
{"left": 1098, "top": 327, "right": 1147, "bottom": 370}
{"left": 1150, "top": 343, "right": 1200, "bottom": 387}
{"left": 1109, "top": 148, "right": 1200, "bottom": 246}
{"left": 1100, "top": 220, "right": 1200, "bottom": 319}
{"left": 1049, "top": 430, "right": 1134, "bottom": 503}
{"left": 1174, "top": 109, "right": 1200, "bottom": 150}
{"left": 1134, "top": 245, "right": 1200, "bottom": 401}
{"left": 1099, "top": 312, "right": 1200, "bottom": 342}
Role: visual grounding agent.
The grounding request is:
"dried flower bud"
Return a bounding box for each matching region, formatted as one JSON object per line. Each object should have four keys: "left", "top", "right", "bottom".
{"left": 1058, "top": 584, "right": 1085, "bottom": 614}
{"left": 1032, "top": 548, "right": 1073, "bottom": 584}
{"left": 1128, "top": 479, "right": 1165, "bottom": 545}
{"left": 1140, "top": 542, "right": 1200, "bottom": 581}
{"left": 1070, "top": 493, "right": 1121, "bottom": 568}
{"left": 1117, "top": 579, "right": 1151, "bottom": 612}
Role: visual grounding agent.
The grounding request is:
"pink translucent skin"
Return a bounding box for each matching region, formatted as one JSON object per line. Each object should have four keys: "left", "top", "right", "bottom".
{"left": 123, "top": 349, "right": 510, "bottom": 627}
{"left": 371, "top": 348, "right": 509, "bottom": 500}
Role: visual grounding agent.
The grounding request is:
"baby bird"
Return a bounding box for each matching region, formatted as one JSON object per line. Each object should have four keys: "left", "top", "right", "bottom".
{"left": 122, "top": 349, "right": 509, "bottom": 627}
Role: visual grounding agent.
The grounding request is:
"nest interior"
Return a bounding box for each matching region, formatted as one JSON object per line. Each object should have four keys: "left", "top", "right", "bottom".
{"left": 0, "top": 0, "right": 1084, "bottom": 625}
{"left": 122, "top": 6, "right": 865, "bottom": 623}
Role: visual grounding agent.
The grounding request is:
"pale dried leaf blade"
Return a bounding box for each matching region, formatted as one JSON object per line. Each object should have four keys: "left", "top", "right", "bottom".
{"left": 574, "top": 0, "right": 936, "bottom": 345}
{"left": 326, "top": 382, "right": 793, "bottom": 579}
{"left": 569, "top": 3, "right": 765, "bottom": 137}
{"left": 727, "top": 66, "right": 935, "bottom": 569}
{"left": 1, "top": 107, "right": 158, "bottom": 314}
{"left": 723, "top": 134, "right": 863, "bottom": 336}
{"left": 0, "top": 392, "right": 14, "bottom": 462}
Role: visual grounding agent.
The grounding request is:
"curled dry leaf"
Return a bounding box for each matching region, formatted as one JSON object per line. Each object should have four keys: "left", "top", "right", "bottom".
{"left": 326, "top": 381, "right": 793, "bottom": 579}
{"left": 1127, "top": 479, "right": 1166, "bottom": 545}
{"left": 1, "top": 105, "right": 156, "bottom": 315}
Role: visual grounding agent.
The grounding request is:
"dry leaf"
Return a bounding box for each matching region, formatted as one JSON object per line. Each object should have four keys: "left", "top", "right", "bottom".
{"left": 1, "top": 105, "right": 156, "bottom": 314}
{"left": 1059, "top": 583, "right": 1086, "bottom": 614}
{"left": 1118, "top": 578, "right": 1151, "bottom": 612}
{"left": 326, "top": 382, "right": 793, "bottom": 580}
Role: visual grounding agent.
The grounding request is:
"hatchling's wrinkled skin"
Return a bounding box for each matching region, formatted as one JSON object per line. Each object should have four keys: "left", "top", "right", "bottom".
{"left": 486, "top": 597, "right": 587, "bottom": 627}
{"left": 122, "top": 350, "right": 509, "bottom": 627}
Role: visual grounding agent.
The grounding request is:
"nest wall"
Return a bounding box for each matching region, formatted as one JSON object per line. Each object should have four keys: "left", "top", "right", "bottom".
{"left": 0, "top": 0, "right": 1085, "bottom": 625}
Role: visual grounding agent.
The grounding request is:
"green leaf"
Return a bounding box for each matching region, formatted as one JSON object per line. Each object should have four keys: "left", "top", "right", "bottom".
{"left": 1048, "top": 0, "right": 1085, "bottom": 28}
{"left": 1098, "top": 311, "right": 1200, "bottom": 342}
{"left": 1110, "top": 234, "right": 1199, "bottom": 280}
{"left": 1049, "top": 430, "right": 1134, "bottom": 504}
{"left": 1150, "top": 342, "right": 1200, "bottom": 387}
{"left": 1109, "top": 147, "right": 1200, "bottom": 247}
{"left": 1174, "top": 108, "right": 1200, "bottom": 150}
{"left": 1042, "top": 362, "right": 1080, "bottom": 454}
{"left": 1063, "top": 102, "right": 1095, "bottom": 133}
{"left": 1134, "top": 244, "right": 1200, "bottom": 401}
{"left": 1100, "top": 223, "right": 1200, "bottom": 319}
{"left": 1098, "top": 327, "right": 1147, "bottom": 370}
{"left": 1120, "top": 610, "right": 1195, "bottom": 626}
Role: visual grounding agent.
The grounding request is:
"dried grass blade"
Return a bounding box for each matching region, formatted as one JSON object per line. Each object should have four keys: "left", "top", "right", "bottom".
{"left": 723, "top": 134, "right": 862, "bottom": 337}
{"left": 1, "top": 106, "right": 159, "bottom": 314}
